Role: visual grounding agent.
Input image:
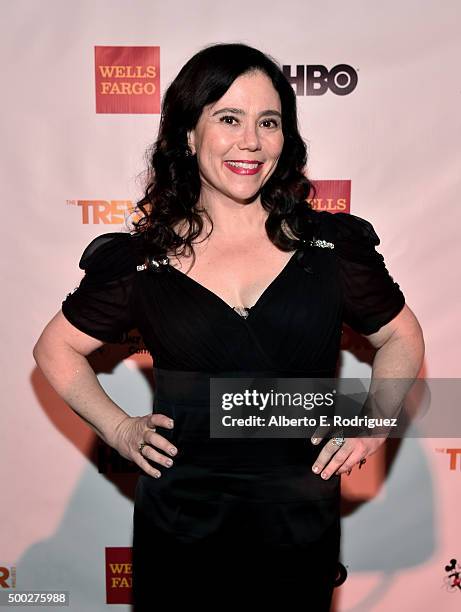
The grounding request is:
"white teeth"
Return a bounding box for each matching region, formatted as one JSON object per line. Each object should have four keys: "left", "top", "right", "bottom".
{"left": 225, "top": 161, "right": 260, "bottom": 169}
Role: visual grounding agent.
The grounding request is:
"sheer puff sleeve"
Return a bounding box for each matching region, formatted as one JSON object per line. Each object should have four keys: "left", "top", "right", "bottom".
{"left": 61, "top": 232, "right": 138, "bottom": 343}
{"left": 325, "top": 212, "right": 406, "bottom": 335}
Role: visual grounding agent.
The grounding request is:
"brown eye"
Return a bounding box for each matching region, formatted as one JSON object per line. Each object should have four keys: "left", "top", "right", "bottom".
{"left": 261, "top": 119, "right": 279, "bottom": 128}
{"left": 220, "top": 115, "right": 238, "bottom": 125}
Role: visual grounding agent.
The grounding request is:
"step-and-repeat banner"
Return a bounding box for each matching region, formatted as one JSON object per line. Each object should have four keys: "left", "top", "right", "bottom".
{"left": 2, "top": 1, "right": 460, "bottom": 610}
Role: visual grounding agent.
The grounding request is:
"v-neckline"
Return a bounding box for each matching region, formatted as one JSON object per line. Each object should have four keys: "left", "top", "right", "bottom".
{"left": 167, "top": 248, "right": 300, "bottom": 322}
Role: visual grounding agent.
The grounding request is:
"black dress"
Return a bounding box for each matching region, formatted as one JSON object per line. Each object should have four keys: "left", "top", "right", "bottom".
{"left": 61, "top": 209, "right": 405, "bottom": 610}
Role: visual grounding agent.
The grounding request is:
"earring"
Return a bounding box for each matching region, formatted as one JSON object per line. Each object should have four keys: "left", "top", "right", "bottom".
{"left": 185, "top": 145, "right": 194, "bottom": 157}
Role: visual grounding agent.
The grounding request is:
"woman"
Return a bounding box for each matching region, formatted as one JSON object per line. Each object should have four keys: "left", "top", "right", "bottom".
{"left": 33, "top": 43, "right": 424, "bottom": 610}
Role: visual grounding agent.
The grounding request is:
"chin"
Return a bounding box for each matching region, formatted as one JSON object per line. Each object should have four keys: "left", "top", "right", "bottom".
{"left": 226, "top": 184, "right": 263, "bottom": 199}
{"left": 229, "top": 192, "right": 261, "bottom": 204}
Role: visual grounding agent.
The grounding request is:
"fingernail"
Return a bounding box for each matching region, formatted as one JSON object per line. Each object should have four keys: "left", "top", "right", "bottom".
{"left": 311, "top": 438, "right": 319, "bottom": 444}
{"left": 321, "top": 472, "right": 328, "bottom": 479}
{"left": 165, "top": 459, "right": 173, "bottom": 467}
{"left": 169, "top": 420, "right": 174, "bottom": 428}
{"left": 312, "top": 465, "right": 319, "bottom": 473}
{"left": 169, "top": 447, "right": 177, "bottom": 456}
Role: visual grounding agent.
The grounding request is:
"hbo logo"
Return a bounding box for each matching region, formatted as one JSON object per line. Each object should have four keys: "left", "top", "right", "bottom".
{"left": 283, "top": 64, "right": 358, "bottom": 96}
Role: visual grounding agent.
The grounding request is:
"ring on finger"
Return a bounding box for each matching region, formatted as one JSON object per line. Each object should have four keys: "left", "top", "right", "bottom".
{"left": 331, "top": 435, "right": 345, "bottom": 448}
{"left": 138, "top": 441, "right": 148, "bottom": 454}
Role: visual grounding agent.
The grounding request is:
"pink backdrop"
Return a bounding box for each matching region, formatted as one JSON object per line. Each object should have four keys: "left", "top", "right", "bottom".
{"left": 2, "top": 1, "right": 460, "bottom": 609}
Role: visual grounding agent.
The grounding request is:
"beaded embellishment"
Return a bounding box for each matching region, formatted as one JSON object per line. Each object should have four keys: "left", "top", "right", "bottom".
{"left": 308, "top": 238, "right": 334, "bottom": 249}
{"left": 232, "top": 306, "right": 251, "bottom": 319}
{"left": 136, "top": 255, "right": 170, "bottom": 272}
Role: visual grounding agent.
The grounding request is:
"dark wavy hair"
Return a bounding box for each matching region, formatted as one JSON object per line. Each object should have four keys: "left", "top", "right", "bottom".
{"left": 131, "top": 42, "right": 316, "bottom": 259}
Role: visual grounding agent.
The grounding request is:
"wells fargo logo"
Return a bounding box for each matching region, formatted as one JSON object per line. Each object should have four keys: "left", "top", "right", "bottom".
{"left": 308, "top": 180, "right": 350, "bottom": 213}
{"left": 106, "top": 548, "right": 132, "bottom": 604}
{"left": 0, "top": 566, "right": 16, "bottom": 588}
{"left": 95, "top": 46, "right": 160, "bottom": 114}
{"left": 66, "top": 199, "right": 144, "bottom": 224}
{"left": 435, "top": 448, "right": 461, "bottom": 470}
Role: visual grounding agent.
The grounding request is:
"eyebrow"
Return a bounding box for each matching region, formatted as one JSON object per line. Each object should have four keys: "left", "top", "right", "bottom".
{"left": 211, "top": 107, "right": 282, "bottom": 119}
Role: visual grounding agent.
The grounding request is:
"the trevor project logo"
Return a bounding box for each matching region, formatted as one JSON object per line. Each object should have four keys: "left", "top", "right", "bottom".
{"left": 95, "top": 46, "right": 160, "bottom": 114}
{"left": 0, "top": 565, "right": 16, "bottom": 588}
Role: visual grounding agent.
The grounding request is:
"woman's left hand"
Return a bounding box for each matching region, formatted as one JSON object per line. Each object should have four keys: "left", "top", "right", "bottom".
{"left": 311, "top": 435, "right": 387, "bottom": 479}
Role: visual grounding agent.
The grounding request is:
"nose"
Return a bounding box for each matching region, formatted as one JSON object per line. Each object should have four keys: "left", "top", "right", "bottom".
{"left": 238, "top": 122, "right": 261, "bottom": 151}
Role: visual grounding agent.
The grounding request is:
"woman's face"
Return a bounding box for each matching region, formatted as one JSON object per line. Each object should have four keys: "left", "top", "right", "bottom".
{"left": 188, "top": 70, "right": 284, "bottom": 204}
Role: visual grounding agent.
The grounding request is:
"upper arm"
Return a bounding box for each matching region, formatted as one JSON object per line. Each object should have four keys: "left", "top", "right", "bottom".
{"left": 361, "top": 303, "right": 424, "bottom": 349}
{"left": 62, "top": 232, "right": 138, "bottom": 342}
{"left": 33, "top": 309, "right": 106, "bottom": 358}
{"left": 325, "top": 212, "right": 407, "bottom": 338}
{"left": 34, "top": 232, "right": 139, "bottom": 359}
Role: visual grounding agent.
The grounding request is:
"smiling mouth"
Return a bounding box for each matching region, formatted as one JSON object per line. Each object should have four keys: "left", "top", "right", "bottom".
{"left": 223, "top": 160, "right": 264, "bottom": 176}
{"left": 224, "top": 160, "right": 263, "bottom": 169}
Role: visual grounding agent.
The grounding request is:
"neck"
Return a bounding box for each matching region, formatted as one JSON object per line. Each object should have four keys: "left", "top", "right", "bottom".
{"left": 196, "top": 190, "right": 269, "bottom": 240}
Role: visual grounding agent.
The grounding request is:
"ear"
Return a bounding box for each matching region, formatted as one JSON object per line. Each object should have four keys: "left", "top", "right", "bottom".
{"left": 187, "top": 129, "right": 196, "bottom": 155}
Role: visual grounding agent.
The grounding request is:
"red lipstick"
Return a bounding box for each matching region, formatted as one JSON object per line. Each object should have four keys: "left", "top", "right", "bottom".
{"left": 223, "top": 160, "right": 264, "bottom": 175}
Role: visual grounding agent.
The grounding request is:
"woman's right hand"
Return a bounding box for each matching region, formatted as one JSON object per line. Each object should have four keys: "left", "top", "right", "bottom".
{"left": 110, "top": 413, "right": 178, "bottom": 478}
